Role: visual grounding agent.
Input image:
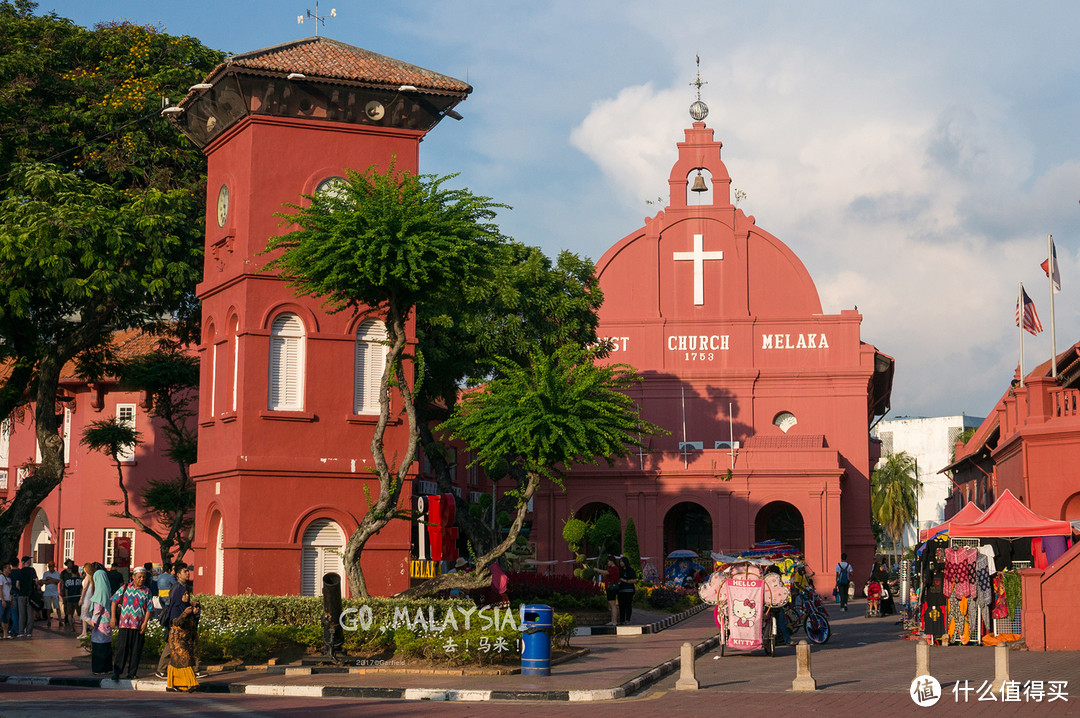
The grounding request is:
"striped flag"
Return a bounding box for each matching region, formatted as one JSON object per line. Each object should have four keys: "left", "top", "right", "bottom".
{"left": 1041, "top": 238, "right": 1061, "bottom": 294}
{"left": 1016, "top": 287, "right": 1043, "bottom": 335}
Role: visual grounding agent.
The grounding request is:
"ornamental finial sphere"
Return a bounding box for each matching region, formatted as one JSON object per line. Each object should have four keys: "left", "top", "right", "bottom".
{"left": 690, "top": 100, "right": 709, "bottom": 121}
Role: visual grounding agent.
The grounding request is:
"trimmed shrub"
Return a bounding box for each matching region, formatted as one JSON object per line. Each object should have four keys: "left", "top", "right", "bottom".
{"left": 624, "top": 517, "right": 641, "bottom": 576}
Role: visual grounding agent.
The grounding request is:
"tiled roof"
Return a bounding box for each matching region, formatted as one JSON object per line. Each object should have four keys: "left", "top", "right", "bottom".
{"left": 0, "top": 329, "right": 179, "bottom": 385}
{"left": 218, "top": 37, "right": 470, "bottom": 94}
{"left": 743, "top": 434, "right": 827, "bottom": 450}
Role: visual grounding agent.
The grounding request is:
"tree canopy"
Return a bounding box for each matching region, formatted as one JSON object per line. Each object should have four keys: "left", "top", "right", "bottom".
{"left": 871, "top": 451, "right": 922, "bottom": 562}
{"left": 0, "top": 2, "right": 223, "bottom": 560}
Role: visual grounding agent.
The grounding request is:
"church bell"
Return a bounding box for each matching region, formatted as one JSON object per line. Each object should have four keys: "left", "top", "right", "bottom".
{"left": 690, "top": 171, "right": 708, "bottom": 193}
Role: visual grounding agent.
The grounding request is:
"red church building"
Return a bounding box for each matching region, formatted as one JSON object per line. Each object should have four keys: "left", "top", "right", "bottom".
{"left": 534, "top": 104, "right": 894, "bottom": 587}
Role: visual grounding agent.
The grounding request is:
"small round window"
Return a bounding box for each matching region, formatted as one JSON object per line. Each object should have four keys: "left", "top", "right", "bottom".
{"left": 315, "top": 176, "right": 348, "bottom": 201}
{"left": 773, "top": 412, "right": 797, "bottom": 434}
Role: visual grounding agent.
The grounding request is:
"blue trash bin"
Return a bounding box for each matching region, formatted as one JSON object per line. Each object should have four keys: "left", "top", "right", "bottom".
{"left": 520, "top": 604, "right": 553, "bottom": 676}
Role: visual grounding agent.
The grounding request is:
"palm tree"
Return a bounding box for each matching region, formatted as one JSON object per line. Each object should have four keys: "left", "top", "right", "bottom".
{"left": 871, "top": 451, "right": 922, "bottom": 564}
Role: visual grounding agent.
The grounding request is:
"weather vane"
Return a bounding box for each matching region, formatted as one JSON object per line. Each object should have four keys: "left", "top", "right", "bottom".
{"left": 689, "top": 55, "right": 709, "bottom": 121}
{"left": 298, "top": 1, "right": 337, "bottom": 36}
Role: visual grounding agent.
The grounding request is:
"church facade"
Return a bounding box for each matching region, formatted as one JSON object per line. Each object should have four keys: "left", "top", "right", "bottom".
{"left": 535, "top": 116, "right": 893, "bottom": 587}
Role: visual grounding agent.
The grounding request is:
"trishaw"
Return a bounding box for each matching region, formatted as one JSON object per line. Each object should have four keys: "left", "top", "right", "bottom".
{"left": 699, "top": 555, "right": 831, "bottom": 657}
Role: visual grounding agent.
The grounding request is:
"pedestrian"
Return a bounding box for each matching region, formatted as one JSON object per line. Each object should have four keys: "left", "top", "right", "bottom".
{"left": 40, "top": 562, "right": 61, "bottom": 628}
{"left": 61, "top": 561, "right": 82, "bottom": 633}
{"left": 617, "top": 556, "right": 637, "bottom": 625}
{"left": 106, "top": 562, "right": 124, "bottom": 595}
{"left": 111, "top": 566, "right": 152, "bottom": 681}
{"left": 604, "top": 556, "right": 620, "bottom": 626}
{"left": 12, "top": 556, "right": 37, "bottom": 638}
{"left": 77, "top": 562, "right": 96, "bottom": 639}
{"left": 0, "top": 562, "right": 12, "bottom": 639}
{"left": 155, "top": 562, "right": 187, "bottom": 678}
{"left": 89, "top": 565, "right": 114, "bottom": 674}
{"left": 835, "top": 553, "right": 853, "bottom": 613}
{"left": 166, "top": 587, "right": 200, "bottom": 692}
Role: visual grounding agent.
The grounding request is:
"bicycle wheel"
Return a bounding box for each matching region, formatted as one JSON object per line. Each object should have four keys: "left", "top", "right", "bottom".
{"left": 764, "top": 615, "right": 776, "bottom": 656}
{"left": 806, "top": 612, "right": 831, "bottom": 644}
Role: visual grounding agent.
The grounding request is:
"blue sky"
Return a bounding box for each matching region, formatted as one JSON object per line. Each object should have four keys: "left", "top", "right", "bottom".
{"left": 40, "top": 1, "right": 1080, "bottom": 420}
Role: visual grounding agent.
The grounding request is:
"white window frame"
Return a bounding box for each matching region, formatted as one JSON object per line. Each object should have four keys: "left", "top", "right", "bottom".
{"left": 268, "top": 313, "right": 305, "bottom": 411}
{"left": 104, "top": 528, "right": 135, "bottom": 567}
{"left": 301, "top": 519, "right": 346, "bottom": 597}
{"left": 63, "top": 529, "right": 75, "bottom": 563}
{"left": 62, "top": 407, "right": 72, "bottom": 464}
{"left": 116, "top": 403, "right": 137, "bottom": 462}
{"left": 353, "top": 319, "right": 387, "bottom": 415}
{"left": 0, "top": 417, "right": 10, "bottom": 468}
{"left": 16, "top": 467, "right": 28, "bottom": 487}
{"left": 0, "top": 471, "right": 7, "bottom": 490}
{"left": 210, "top": 343, "right": 218, "bottom": 418}
{"left": 232, "top": 328, "right": 239, "bottom": 412}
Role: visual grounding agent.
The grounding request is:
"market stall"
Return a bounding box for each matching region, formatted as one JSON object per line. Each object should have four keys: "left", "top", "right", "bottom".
{"left": 915, "top": 490, "right": 1074, "bottom": 646}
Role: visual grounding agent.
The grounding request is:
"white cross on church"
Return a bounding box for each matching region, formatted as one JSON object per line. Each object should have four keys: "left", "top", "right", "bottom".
{"left": 672, "top": 233, "right": 723, "bottom": 305}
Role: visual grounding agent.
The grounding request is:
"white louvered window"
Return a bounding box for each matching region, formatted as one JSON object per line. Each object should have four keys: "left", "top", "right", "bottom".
{"left": 62, "top": 407, "right": 72, "bottom": 464}
{"left": 116, "top": 404, "right": 136, "bottom": 462}
{"left": 301, "top": 519, "right": 346, "bottom": 597}
{"left": 0, "top": 418, "right": 10, "bottom": 468}
{"left": 63, "top": 529, "right": 75, "bottom": 563}
{"left": 269, "top": 313, "right": 305, "bottom": 411}
{"left": 353, "top": 319, "right": 387, "bottom": 414}
{"left": 0, "top": 471, "right": 7, "bottom": 490}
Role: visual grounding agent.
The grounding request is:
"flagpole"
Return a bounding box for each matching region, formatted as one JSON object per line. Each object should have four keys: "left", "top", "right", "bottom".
{"left": 1019, "top": 281, "right": 1025, "bottom": 388}
{"left": 1049, "top": 234, "right": 1057, "bottom": 378}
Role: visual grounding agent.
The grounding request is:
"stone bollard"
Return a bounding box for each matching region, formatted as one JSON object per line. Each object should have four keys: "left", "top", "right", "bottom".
{"left": 791, "top": 640, "right": 817, "bottom": 692}
{"left": 990, "top": 642, "right": 1010, "bottom": 693}
{"left": 915, "top": 640, "right": 931, "bottom": 680}
{"left": 675, "top": 641, "right": 699, "bottom": 690}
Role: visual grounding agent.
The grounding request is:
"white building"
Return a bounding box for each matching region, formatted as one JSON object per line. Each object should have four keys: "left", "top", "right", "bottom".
{"left": 872, "top": 415, "right": 983, "bottom": 548}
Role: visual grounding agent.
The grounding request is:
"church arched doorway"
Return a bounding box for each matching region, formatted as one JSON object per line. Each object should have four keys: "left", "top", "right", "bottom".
{"left": 755, "top": 501, "right": 804, "bottom": 552}
{"left": 301, "top": 518, "right": 346, "bottom": 597}
{"left": 663, "top": 502, "right": 712, "bottom": 557}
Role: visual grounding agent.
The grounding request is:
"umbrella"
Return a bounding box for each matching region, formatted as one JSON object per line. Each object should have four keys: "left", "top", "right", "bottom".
{"left": 667, "top": 550, "right": 699, "bottom": 559}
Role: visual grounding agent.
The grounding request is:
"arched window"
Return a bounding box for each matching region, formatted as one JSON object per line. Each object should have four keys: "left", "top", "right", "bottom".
{"left": 301, "top": 519, "right": 346, "bottom": 596}
{"left": 269, "top": 313, "right": 304, "bottom": 410}
{"left": 354, "top": 319, "right": 388, "bottom": 414}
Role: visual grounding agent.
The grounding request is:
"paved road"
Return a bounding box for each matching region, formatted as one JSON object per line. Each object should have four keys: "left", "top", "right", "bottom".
{"left": 1, "top": 684, "right": 1077, "bottom": 717}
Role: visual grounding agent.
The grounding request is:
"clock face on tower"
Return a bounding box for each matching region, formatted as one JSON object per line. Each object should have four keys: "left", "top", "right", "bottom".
{"left": 216, "top": 184, "right": 229, "bottom": 227}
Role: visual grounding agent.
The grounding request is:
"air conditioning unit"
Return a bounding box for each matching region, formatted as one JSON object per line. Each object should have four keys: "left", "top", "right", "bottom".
{"left": 714, "top": 441, "right": 741, "bottom": 450}
{"left": 678, "top": 441, "right": 703, "bottom": 451}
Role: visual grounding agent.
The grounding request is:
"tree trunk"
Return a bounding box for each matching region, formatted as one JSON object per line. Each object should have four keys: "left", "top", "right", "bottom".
{"left": 342, "top": 301, "right": 420, "bottom": 598}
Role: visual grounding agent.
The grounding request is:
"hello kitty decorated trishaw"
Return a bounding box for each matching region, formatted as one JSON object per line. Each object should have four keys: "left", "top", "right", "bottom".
{"left": 698, "top": 555, "right": 830, "bottom": 657}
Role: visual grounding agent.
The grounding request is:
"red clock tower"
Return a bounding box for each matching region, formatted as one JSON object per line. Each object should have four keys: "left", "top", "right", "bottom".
{"left": 173, "top": 37, "right": 470, "bottom": 596}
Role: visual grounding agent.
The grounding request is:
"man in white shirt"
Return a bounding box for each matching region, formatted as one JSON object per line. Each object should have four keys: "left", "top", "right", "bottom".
{"left": 40, "top": 562, "right": 61, "bottom": 629}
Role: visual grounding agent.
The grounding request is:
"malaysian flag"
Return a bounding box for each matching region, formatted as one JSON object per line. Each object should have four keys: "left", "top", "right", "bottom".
{"left": 1016, "top": 286, "right": 1043, "bottom": 335}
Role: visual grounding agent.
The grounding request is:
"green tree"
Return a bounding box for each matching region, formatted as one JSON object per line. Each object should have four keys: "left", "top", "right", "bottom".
{"left": 588, "top": 511, "right": 621, "bottom": 558}
{"left": 0, "top": 3, "right": 222, "bottom": 562}
{"left": 397, "top": 344, "right": 664, "bottom": 597}
{"left": 416, "top": 243, "right": 602, "bottom": 558}
{"left": 623, "top": 516, "right": 641, "bottom": 577}
{"left": 871, "top": 451, "right": 922, "bottom": 564}
{"left": 80, "top": 349, "right": 199, "bottom": 564}
{"left": 265, "top": 165, "right": 509, "bottom": 597}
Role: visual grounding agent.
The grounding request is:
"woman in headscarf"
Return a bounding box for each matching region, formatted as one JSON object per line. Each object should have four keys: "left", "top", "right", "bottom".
{"left": 166, "top": 587, "right": 200, "bottom": 693}
{"left": 89, "top": 564, "right": 113, "bottom": 674}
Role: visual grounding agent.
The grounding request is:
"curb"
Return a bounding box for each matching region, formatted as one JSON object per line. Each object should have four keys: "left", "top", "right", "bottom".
{"left": 573, "top": 602, "right": 708, "bottom": 637}
{"left": 0, "top": 634, "right": 716, "bottom": 702}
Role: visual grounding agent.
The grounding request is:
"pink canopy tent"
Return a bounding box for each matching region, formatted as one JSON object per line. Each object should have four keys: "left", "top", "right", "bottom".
{"left": 920, "top": 501, "right": 984, "bottom": 540}
{"left": 949, "top": 490, "right": 1073, "bottom": 538}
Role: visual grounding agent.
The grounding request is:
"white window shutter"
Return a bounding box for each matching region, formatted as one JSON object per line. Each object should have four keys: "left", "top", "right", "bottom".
{"left": 301, "top": 519, "right": 346, "bottom": 596}
{"left": 354, "top": 320, "right": 387, "bottom": 414}
{"left": 269, "top": 314, "right": 304, "bottom": 410}
{"left": 116, "top": 404, "right": 136, "bottom": 462}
